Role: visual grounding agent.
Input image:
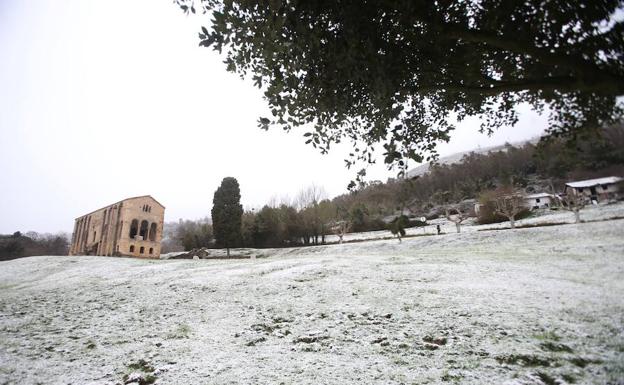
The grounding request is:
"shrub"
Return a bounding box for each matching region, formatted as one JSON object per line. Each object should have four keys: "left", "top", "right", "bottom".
{"left": 477, "top": 190, "right": 531, "bottom": 225}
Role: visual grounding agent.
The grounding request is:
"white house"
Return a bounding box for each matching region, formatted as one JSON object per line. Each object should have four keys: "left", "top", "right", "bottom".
{"left": 524, "top": 193, "right": 555, "bottom": 210}
{"left": 564, "top": 176, "right": 623, "bottom": 202}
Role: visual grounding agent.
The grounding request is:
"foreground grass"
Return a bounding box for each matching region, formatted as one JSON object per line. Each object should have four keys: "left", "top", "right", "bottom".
{"left": 0, "top": 219, "right": 623, "bottom": 384}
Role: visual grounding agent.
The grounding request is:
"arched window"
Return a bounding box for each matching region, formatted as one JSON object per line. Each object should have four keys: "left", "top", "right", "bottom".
{"left": 129, "top": 219, "right": 138, "bottom": 239}
{"left": 149, "top": 222, "right": 157, "bottom": 241}
{"left": 129, "top": 245, "right": 135, "bottom": 253}
{"left": 149, "top": 247, "right": 153, "bottom": 254}
{"left": 139, "top": 246, "right": 145, "bottom": 254}
{"left": 139, "top": 220, "right": 149, "bottom": 239}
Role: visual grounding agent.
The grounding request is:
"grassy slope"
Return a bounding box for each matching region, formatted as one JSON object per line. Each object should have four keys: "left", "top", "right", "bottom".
{"left": 0, "top": 219, "right": 623, "bottom": 385}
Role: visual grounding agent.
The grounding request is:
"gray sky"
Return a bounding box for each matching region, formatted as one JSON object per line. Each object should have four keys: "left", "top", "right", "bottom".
{"left": 0, "top": 0, "right": 548, "bottom": 234}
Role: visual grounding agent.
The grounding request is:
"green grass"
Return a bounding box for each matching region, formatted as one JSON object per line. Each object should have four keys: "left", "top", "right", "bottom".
{"left": 127, "top": 359, "right": 155, "bottom": 373}
{"left": 167, "top": 323, "right": 191, "bottom": 339}
{"left": 533, "top": 331, "right": 561, "bottom": 342}
{"left": 540, "top": 341, "right": 573, "bottom": 353}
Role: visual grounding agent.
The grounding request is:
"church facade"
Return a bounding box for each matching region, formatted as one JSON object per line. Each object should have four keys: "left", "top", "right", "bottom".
{"left": 69, "top": 195, "right": 165, "bottom": 258}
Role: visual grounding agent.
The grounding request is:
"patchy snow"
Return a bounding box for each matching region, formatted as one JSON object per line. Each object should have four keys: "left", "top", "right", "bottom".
{"left": 1, "top": 217, "right": 623, "bottom": 384}
{"left": 319, "top": 202, "right": 624, "bottom": 244}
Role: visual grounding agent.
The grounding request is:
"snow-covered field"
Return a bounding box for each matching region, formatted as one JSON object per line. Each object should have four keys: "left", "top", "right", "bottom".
{"left": 1, "top": 218, "right": 623, "bottom": 384}
{"left": 321, "top": 202, "right": 624, "bottom": 243}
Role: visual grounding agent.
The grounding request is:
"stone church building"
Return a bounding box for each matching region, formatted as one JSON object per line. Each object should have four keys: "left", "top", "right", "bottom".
{"left": 69, "top": 195, "right": 165, "bottom": 258}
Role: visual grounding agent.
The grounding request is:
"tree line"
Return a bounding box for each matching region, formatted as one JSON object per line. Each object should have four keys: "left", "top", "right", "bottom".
{"left": 7, "top": 125, "right": 620, "bottom": 257}
{"left": 166, "top": 125, "right": 624, "bottom": 252}
{"left": 163, "top": 184, "right": 378, "bottom": 252}
{"left": 0, "top": 232, "right": 69, "bottom": 261}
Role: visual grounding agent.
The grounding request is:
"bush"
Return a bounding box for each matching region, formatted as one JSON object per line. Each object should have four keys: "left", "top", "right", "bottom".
{"left": 388, "top": 215, "right": 409, "bottom": 239}
{"left": 477, "top": 200, "right": 531, "bottom": 224}
{"left": 408, "top": 218, "right": 427, "bottom": 227}
{"left": 172, "top": 219, "right": 213, "bottom": 251}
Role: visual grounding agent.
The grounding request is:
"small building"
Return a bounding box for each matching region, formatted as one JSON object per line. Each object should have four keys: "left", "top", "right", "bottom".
{"left": 69, "top": 195, "right": 165, "bottom": 258}
{"left": 564, "top": 176, "right": 623, "bottom": 203}
{"left": 524, "top": 193, "right": 555, "bottom": 210}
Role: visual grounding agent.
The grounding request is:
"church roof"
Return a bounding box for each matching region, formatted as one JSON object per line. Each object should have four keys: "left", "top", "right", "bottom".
{"left": 74, "top": 195, "right": 165, "bottom": 220}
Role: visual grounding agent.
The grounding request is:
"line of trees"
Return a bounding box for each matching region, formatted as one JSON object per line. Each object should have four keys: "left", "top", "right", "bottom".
{"left": 165, "top": 182, "right": 390, "bottom": 251}
{"left": 164, "top": 125, "right": 623, "bottom": 251}
{"left": 0, "top": 232, "right": 69, "bottom": 261}
{"left": 8, "top": 126, "right": 620, "bottom": 258}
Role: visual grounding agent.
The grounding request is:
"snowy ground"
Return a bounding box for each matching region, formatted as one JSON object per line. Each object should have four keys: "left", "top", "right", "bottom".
{"left": 320, "top": 202, "right": 624, "bottom": 244}
{"left": 1, "top": 217, "right": 623, "bottom": 384}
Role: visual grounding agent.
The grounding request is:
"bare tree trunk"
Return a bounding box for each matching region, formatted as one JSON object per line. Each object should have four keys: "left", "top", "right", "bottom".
{"left": 445, "top": 207, "right": 465, "bottom": 235}
{"left": 557, "top": 194, "right": 586, "bottom": 224}
{"left": 338, "top": 234, "right": 344, "bottom": 244}
{"left": 494, "top": 192, "right": 524, "bottom": 230}
{"left": 227, "top": 247, "right": 230, "bottom": 257}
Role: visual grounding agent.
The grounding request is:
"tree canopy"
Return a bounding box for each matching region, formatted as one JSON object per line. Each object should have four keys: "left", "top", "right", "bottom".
{"left": 178, "top": 0, "right": 624, "bottom": 183}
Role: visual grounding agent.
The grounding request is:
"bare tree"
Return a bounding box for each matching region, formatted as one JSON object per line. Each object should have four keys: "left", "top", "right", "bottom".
{"left": 296, "top": 184, "right": 328, "bottom": 245}
{"left": 445, "top": 207, "right": 468, "bottom": 233}
{"left": 317, "top": 199, "right": 335, "bottom": 244}
{"left": 332, "top": 220, "right": 351, "bottom": 244}
{"left": 557, "top": 194, "right": 586, "bottom": 223}
{"left": 493, "top": 193, "right": 525, "bottom": 229}
{"left": 295, "top": 184, "right": 327, "bottom": 211}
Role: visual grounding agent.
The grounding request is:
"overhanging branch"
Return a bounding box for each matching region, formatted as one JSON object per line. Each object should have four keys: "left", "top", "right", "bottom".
{"left": 414, "top": 75, "right": 616, "bottom": 95}
{"left": 443, "top": 25, "right": 624, "bottom": 94}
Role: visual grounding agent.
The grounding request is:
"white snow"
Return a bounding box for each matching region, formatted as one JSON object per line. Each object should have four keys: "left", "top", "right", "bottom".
{"left": 318, "top": 202, "right": 624, "bottom": 244}
{"left": 1, "top": 208, "right": 623, "bottom": 384}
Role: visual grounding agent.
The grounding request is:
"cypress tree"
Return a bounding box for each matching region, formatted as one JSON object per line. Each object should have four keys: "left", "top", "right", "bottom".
{"left": 211, "top": 177, "right": 243, "bottom": 257}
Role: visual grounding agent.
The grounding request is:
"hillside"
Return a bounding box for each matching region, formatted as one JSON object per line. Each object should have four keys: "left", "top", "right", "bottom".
{"left": 1, "top": 215, "right": 623, "bottom": 384}
{"left": 407, "top": 137, "right": 541, "bottom": 179}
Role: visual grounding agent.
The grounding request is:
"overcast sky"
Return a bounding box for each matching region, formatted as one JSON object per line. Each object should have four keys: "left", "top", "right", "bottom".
{"left": 0, "top": 0, "right": 548, "bottom": 234}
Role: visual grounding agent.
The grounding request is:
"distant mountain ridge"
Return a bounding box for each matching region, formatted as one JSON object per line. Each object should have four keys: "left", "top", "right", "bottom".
{"left": 407, "top": 137, "right": 541, "bottom": 178}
